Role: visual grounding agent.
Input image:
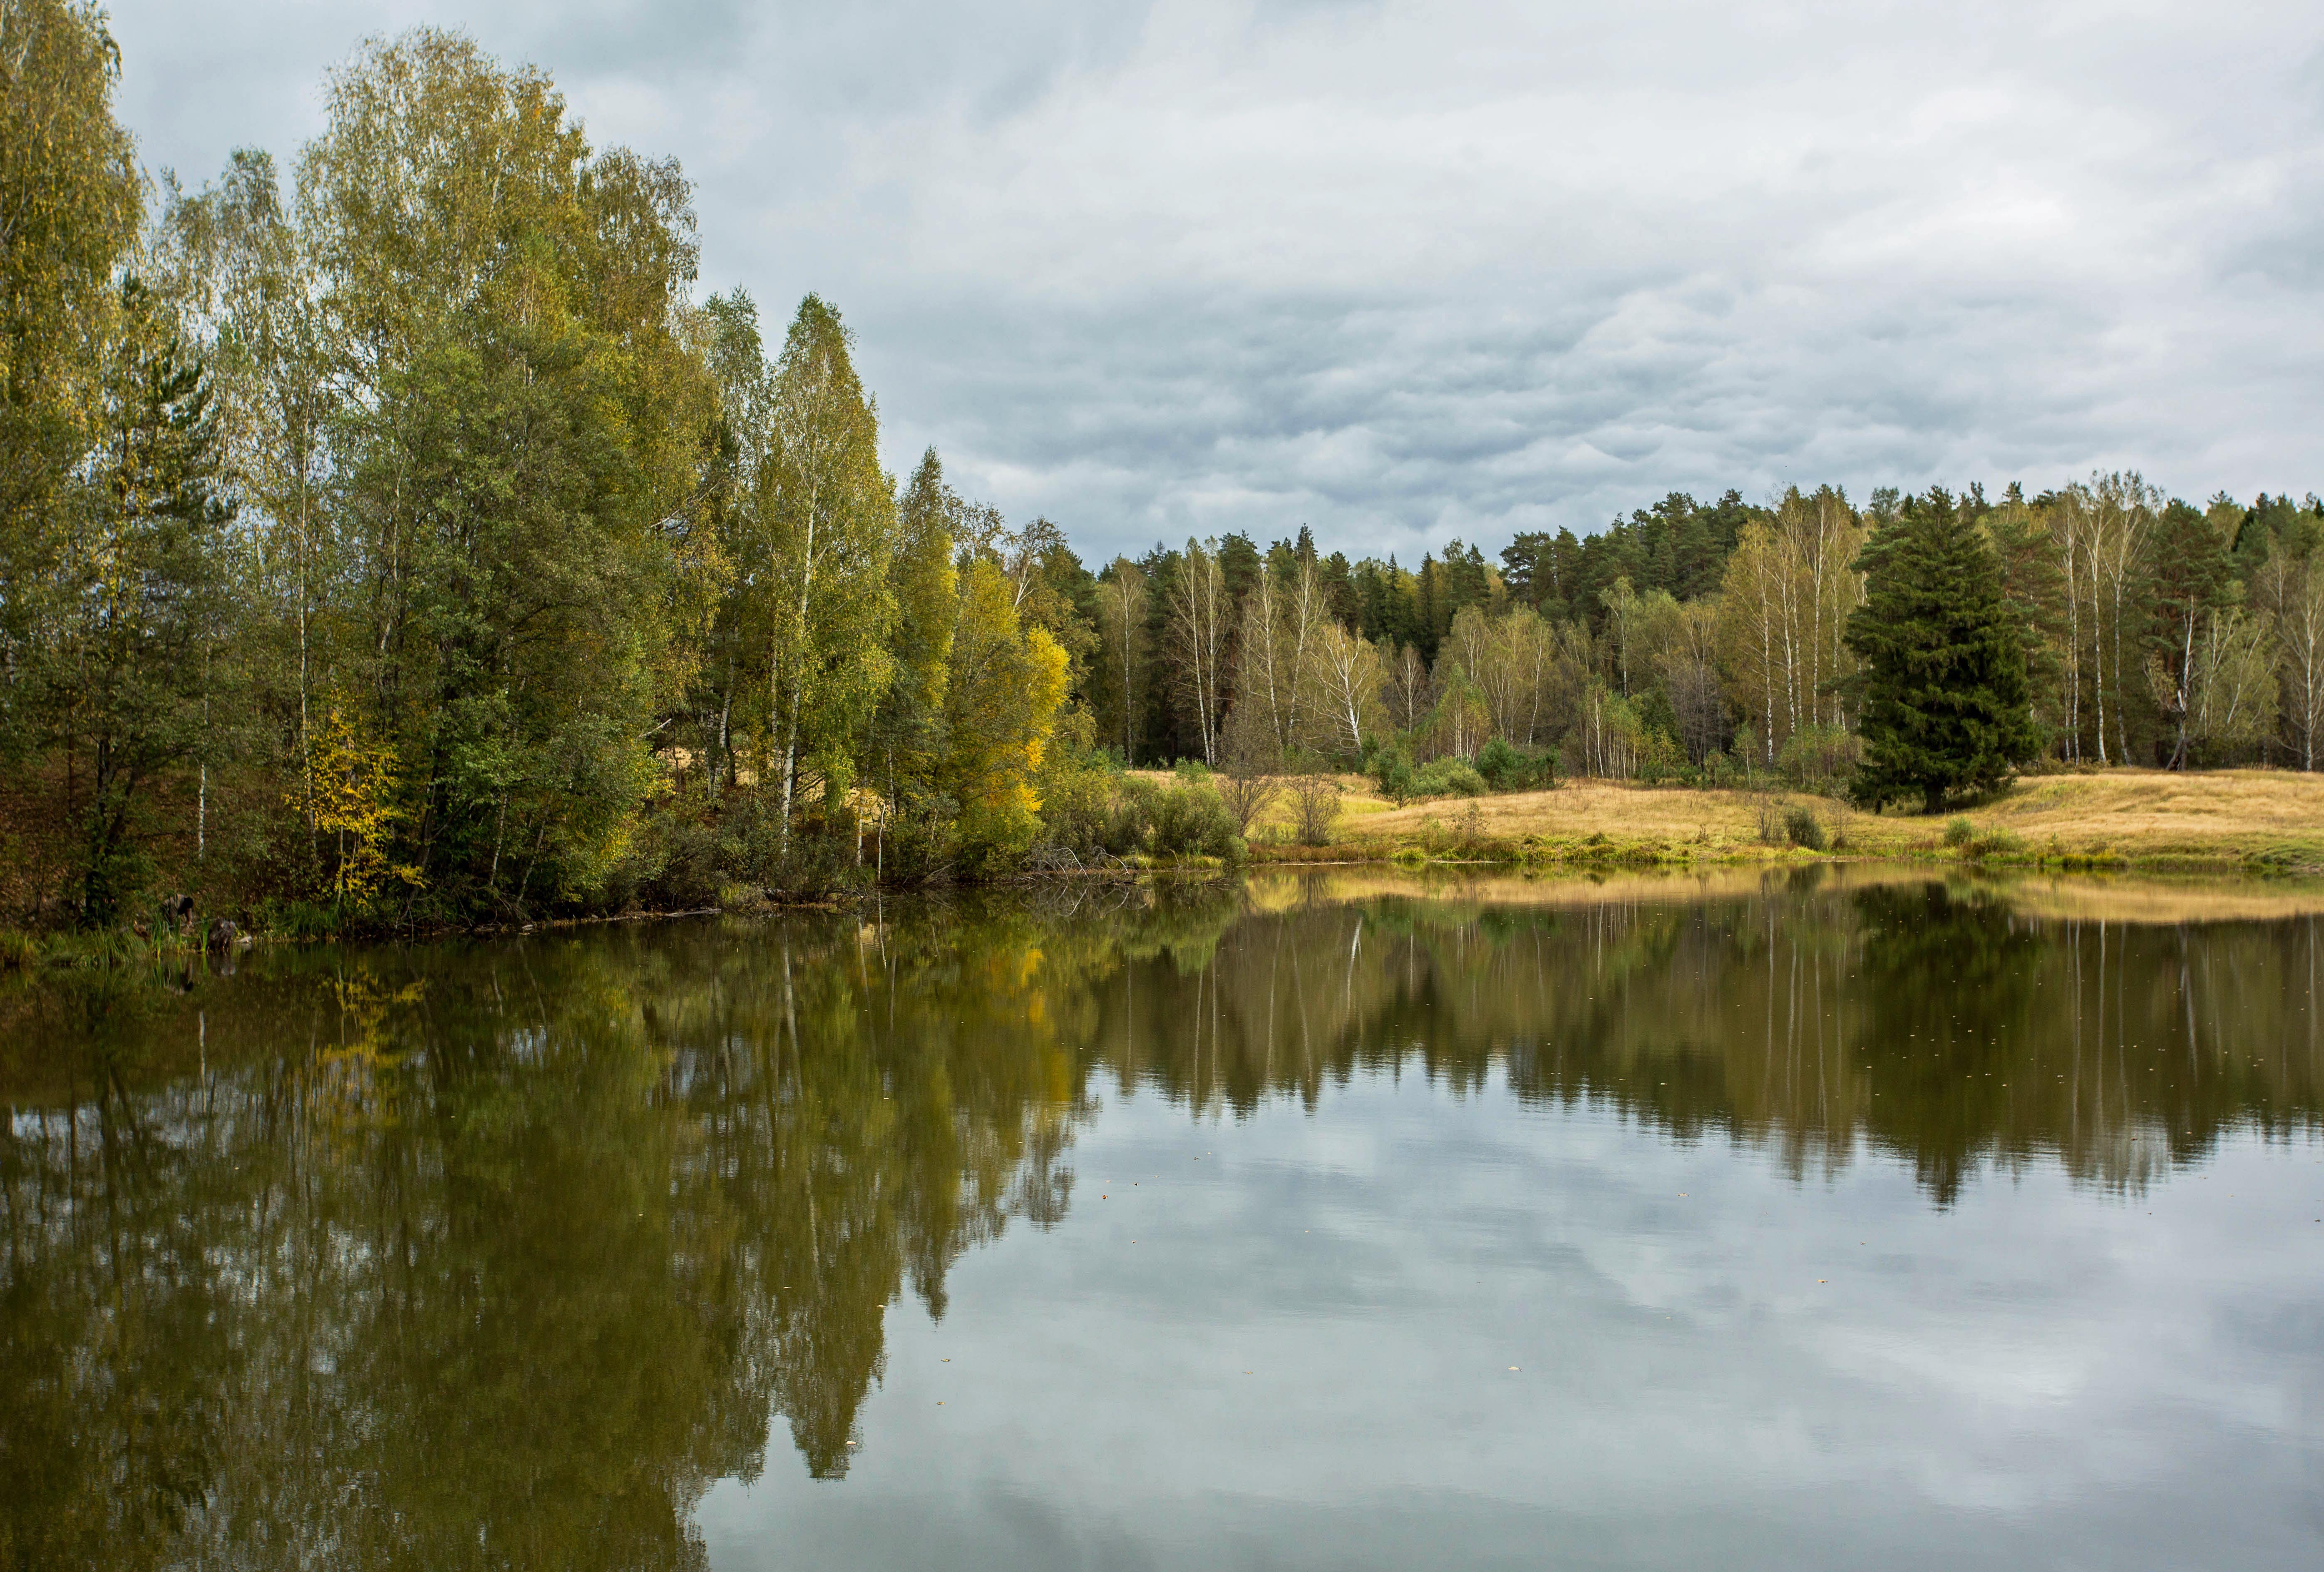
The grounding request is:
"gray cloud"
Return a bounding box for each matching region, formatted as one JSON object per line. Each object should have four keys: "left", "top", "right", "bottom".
{"left": 108, "top": 0, "right": 2324, "bottom": 561}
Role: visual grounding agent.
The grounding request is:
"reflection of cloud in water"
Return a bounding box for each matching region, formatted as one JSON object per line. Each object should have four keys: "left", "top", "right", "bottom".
{"left": 1, "top": 875, "right": 2319, "bottom": 1567}
{"left": 710, "top": 1088, "right": 2324, "bottom": 1570}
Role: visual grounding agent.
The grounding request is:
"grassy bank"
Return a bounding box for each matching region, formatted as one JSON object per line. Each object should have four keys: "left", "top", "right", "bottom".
{"left": 1237, "top": 767, "right": 2324, "bottom": 874}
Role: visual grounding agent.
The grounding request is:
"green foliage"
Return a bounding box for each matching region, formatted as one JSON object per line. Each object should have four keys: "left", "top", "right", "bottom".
{"left": 1105, "top": 777, "right": 1241, "bottom": 862}
{"left": 1369, "top": 745, "right": 1418, "bottom": 806}
{"left": 1783, "top": 806, "right": 1827, "bottom": 851}
{"left": 1845, "top": 489, "right": 2039, "bottom": 814}
{"left": 942, "top": 557, "right": 1069, "bottom": 876}
{"left": 1944, "top": 816, "right": 1975, "bottom": 848}
{"left": 292, "top": 30, "right": 722, "bottom": 914}
{"left": 1778, "top": 725, "right": 1860, "bottom": 793}
{"left": 0, "top": 0, "right": 143, "bottom": 550}
{"left": 1413, "top": 759, "right": 1487, "bottom": 798}
{"left": 1475, "top": 736, "right": 1555, "bottom": 792}
{"left": 10, "top": 277, "right": 231, "bottom": 925}
{"left": 1635, "top": 730, "right": 1687, "bottom": 785}
{"left": 1027, "top": 744, "right": 1116, "bottom": 863}
{"left": 875, "top": 447, "right": 959, "bottom": 803}
{"left": 1964, "top": 826, "right": 2026, "bottom": 860}
{"left": 17, "top": 15, "right": 2324, "bottom": 936}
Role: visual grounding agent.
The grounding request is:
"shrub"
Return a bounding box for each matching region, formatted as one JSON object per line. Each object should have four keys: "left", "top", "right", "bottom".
{"left": 1784, "top": 806, "right": 1827, "bottom": 851}
{"left": 1100, "top": 779, "right": 1159, "bottom": 856}
{"left": 1107, "top": 777, "right": 1241, "bottom": 861}
{"left": 1413, "top": 759, "right": 1487, "bottom": 798}
{"left": 1475, "top": 736, "right": 1556, "bottom": 792}
{"left": 1944, "top": 816, "right": 1975, "bottom": 848}
{"left": 1369, "top": 745, "right": 1419, "bottom": 805}
{"left": 1638, "top": 730, "right": 1688, "bottom": 785}
{"left": 1154, "top": 782, "right": 1239, "bottom": 858}
{"left": 625, "top": 816, "right": 727, "bottom": 910}
{"left": 1032, "top": 753, "right": 1114, "bottom": 861}
{"left": 1966, "top": 827, "right": 2026, "bottom": 860}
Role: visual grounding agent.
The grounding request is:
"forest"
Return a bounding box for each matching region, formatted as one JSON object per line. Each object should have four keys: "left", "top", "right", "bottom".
{"left": 6, "top": 4, "right": 2324, "bottom": 932}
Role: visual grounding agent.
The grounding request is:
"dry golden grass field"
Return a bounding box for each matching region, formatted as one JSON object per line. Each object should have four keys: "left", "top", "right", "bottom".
{"left": 1136, "top": 766, "right": 2324, "bottom": 873}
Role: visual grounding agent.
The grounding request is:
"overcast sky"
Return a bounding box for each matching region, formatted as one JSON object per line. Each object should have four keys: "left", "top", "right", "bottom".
{"left": 105, "top": 0, "right": 2324, "bottom": 564}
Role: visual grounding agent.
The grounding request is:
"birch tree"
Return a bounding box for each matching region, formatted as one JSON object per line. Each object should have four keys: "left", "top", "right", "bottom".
{"left": 1164, "top": 537, "right": 1229, "bottom": 764}
{"left": 0, "top": 0, "right": 141, "bottom": 556}
{"left": 2173, "top": 606, "right": 2275, "bottom": 762}
{"left": 758, "top": 294, "right": 896, "bottom": 851}
{"left": 2066, "top": 471, "right": 2160, "bottom": 764}
{"left": 1302, "top": 621, "right": 1383, "bottom": 756}
{"left": 1094, "top": 557, "right": 1146, "bottom": 763}
{"left": 2262, "top": 552, "right": 2324, "bottom": 769}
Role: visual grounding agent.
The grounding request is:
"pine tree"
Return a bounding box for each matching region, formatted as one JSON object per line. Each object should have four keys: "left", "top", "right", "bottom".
{"left": 1845, "top": 488, "right": 2038, "bottom": 813}
{"left": 27, "top": 280, "right": 231, "bottom": 922}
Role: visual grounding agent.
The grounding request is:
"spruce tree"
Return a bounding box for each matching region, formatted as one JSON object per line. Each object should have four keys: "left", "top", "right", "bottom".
{"left": 1845, "top": 488, "right": 2038, "bottom": 813}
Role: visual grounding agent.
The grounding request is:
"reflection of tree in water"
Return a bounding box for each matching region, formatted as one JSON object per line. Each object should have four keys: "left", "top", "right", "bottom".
{"left": 0, "top": 901, "right": 1130, "bottom": 1567}
{"left": 1079, "top": 876, "right": 2322, "bottom": 1205}
{"left": 2, "top": 876, "right": 2320, "bottom": 1566}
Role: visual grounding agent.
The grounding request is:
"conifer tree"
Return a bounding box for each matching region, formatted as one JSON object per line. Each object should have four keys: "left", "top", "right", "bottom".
{"left": 1845, "top": 489, "right": 2037, "bottom": 813}
{"left": 25, "top": 280, "right": 231, "bottom": 920}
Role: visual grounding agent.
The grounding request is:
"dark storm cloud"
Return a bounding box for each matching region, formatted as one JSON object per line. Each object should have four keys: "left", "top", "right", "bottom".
{"left": 107, "top": 0, "right": 2324, "bottom": 561}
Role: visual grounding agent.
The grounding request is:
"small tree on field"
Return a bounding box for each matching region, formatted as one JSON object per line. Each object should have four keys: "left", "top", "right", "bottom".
{"left": 1844, "top": 488, "right": 2038, "bottom": 814}
{"left": 1213, "top": 700, "right": 1284, "bottom": 835}
{"left": 1287, "top": 772, "right": 1343, "bottom": 846}
{"left": 1212, "top": 753, "right": 1281, "bottom": 837}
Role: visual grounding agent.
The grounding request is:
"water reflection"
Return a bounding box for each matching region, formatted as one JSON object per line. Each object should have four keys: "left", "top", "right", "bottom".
{"left": 1090, "top": 874, "right": 2322, "bottom": 1199}
{"left": 2, "top": 871, "right": 2319, "bottom": 1567}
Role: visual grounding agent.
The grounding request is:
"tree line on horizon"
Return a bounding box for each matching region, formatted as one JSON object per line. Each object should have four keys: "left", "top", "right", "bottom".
{"left": 5, "top": 4, "right": 2322, "bottom": 932}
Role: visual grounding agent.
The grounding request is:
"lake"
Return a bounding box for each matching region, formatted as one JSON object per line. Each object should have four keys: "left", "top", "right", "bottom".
{"left": 4, "top": 868, "right": 2321, "bottom": 1570}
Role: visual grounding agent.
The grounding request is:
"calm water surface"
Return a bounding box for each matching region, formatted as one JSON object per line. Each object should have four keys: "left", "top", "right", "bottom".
{"left": 4, "top": 869, "right": 2322, "bottom": 1570}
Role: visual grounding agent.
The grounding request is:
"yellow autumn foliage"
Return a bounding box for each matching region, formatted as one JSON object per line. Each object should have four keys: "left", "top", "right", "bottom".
{"left": 299, "top": 703, "right": 422, "bottom": 906}
{"left": 943, "top": 558, "right": 1069, "bottom": 867}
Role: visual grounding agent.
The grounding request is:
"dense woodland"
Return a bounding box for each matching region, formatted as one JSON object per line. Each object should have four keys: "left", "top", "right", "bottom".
{"left": 6, "top": 5, "right": 2324, "bottom": 930}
